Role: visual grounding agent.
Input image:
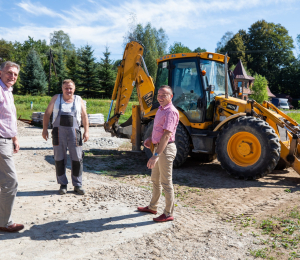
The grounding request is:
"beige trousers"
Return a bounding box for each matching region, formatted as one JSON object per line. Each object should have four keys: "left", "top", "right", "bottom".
{"left": 0, "top": 138, "right": 18, "bottom": 227}
{"left": 148, "top": 143, "right": 176, "bottom": 216}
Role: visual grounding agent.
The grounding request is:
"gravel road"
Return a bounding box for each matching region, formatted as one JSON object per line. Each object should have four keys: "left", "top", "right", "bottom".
{"left": 1, "top": 122, "right": 300, "bottom": 259}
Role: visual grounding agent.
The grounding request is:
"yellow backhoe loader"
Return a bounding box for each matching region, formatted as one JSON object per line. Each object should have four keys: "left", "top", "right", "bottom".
{"left": 104, "top": 41, "right": 300, "bottom": 180}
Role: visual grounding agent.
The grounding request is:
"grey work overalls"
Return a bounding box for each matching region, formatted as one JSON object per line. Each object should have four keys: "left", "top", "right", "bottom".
{"left": 52, "top": 95, "right": 83, "bottom": 186}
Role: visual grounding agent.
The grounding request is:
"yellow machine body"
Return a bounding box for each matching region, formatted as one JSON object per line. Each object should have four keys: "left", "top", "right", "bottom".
{"left": 104, "top": 41, "right": 300, "bottom": 178}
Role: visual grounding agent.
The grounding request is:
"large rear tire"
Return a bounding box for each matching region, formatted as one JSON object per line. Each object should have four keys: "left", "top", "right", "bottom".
{"left": 174, "top": 123, "right": 190, "bottom": 168}
{"left": 216, "top": 116, "right": 280, "bottom": 180}
{"left": 143, "top": 121, "right": 190, "bottom": 168}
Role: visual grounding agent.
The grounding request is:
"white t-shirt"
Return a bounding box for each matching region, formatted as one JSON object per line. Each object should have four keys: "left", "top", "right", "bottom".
{"left": 52, "top": 94, "right": 82, "bottom": 125}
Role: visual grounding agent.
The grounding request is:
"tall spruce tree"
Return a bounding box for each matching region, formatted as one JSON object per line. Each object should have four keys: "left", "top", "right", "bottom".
{"left": 77, "top": 44, "right": 99, "bottom": 98}
{"left": 98, "top": 46, "right": 115, "bottom": 98}
{"left": 66, "top": 50, "right": 79, "bottom": 87}
{"left": 21, "top": 48, "right": 47, "bottom": 95}
{"left": 56, "top": 47, "right": 67, "bottom": 91}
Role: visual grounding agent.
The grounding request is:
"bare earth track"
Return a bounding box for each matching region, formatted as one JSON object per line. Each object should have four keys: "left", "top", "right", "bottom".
{"left": 1, "top": 122, "right": 300, "bottom": 259}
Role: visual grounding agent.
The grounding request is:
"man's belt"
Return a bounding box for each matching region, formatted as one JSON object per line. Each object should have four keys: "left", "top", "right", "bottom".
{"left": 153, "top": 141, "right": 175, "bottom": 147}
{"left": 0, "top": 136, "right": 12, "bottom": 140}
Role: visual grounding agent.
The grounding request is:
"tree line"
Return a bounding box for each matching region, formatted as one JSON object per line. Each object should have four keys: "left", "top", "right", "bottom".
{"left": 217, "top": 20, "right": 300, "bottom": 97}
{"left": 0, "top": 31, "right": 116, "bottom": 98}
{"left": 0, "top": 19, "right": 299, "bottom": 98}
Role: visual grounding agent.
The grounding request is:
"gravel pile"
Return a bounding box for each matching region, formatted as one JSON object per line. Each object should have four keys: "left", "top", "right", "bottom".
{"left": 83, "top": 137, "right": 120, "bottom": 149}
{"left": 89, "top": 184, "right": 152, "bottom": 204}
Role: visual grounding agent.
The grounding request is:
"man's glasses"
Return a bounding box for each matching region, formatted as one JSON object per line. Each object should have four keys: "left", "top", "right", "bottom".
{"left": 157, "top": 94, "right": 170, "bottom": 99}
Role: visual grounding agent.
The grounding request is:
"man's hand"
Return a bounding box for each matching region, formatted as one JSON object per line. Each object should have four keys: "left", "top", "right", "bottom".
{"left": 42, "top": 129, "right": 48, "bottom": 141}
{"left": 12, "top": 137, "right": 20, "bottom": 153}
{"left": 83, "top": 131, "right": 89, "bottom": 142}
{"left": 147, "top": 155, "right": 159, "bottom": 169}
{"left": 144, "top": 137, "right": 152, "bottom": 148}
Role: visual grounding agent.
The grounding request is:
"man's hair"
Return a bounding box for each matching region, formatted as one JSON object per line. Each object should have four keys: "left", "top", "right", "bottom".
{"left": 0, "top": 61, "right": 20, "bottom": 72}
{"left": 62, "top": 79, "right": 75, "bottom": 87}
{"left": 159, "top": 85, "right": 173, "bottom": 95}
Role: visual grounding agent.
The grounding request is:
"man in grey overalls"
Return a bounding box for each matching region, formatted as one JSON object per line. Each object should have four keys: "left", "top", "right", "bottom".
{"left": 42, "top": 79, "right": 89, "bottom": 195}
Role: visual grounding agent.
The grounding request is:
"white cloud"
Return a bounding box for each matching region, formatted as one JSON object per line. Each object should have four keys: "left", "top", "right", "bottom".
{"left": 17, "top": 1, "right": 59, "bottom": 17}
{"left": 4, "top": 0, "right": 297, "bottom": 57}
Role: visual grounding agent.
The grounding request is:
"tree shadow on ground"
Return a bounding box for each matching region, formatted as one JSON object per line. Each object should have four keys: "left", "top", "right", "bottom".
{"left": 43, "top": 148, "right": 300, "bottom": 192}
{"left": 17, "top": 190, "right": 58, "bottom": 197}
{"left": 0, "top": 212, "right": 156, "bottom": 241}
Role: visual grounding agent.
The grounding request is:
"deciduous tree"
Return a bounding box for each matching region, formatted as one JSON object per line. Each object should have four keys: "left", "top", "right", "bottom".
{"left": 124, "top": 20, "right": 168, "bottom": 81}
{"left": 250, "top": 74, "right": 269, "bottom": 103}
{"left": 246, "top": 20, "right": 294, "bottom": 93}
{"left": 169, "top": 42, "right": 191, "bottom": 54}
{"left": 216, "top": 31, "right": 233, "bottom": 52}
{"left": 50, "top": 30, "right": 75, "bottom": 51}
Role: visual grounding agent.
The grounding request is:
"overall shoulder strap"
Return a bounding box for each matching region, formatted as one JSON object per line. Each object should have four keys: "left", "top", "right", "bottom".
{"left": 72, "top": 95, "right": 77, "bottom": 111}
{"left": 59, "top": 94, "right": 62, "bottom": 111}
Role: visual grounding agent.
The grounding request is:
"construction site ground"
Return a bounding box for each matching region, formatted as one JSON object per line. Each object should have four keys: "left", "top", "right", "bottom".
{"left": 1, "top": 121, "right": 300, "bottom": 260}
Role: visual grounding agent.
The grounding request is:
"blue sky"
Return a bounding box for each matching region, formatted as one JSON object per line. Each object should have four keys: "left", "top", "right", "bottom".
{"left": 0, "top": 0, "right": 299, "bottom": 61}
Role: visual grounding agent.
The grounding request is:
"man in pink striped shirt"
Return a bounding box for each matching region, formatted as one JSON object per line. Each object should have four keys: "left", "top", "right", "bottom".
{"left": 138, "top": 85, "right": 179, "bottom": 222}
{"left": 0, "top": 61, "right": 24, "bottom": 232}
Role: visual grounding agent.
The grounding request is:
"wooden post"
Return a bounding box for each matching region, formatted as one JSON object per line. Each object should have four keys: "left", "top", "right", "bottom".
{"left": 131, "top": 105, "right": 141, "bottom": 151}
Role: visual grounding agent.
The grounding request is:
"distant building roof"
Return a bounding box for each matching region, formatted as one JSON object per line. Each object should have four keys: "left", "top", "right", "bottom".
{"left": 233, "top": 59, "right": 252, "bottom": 80}
{"left": 267, "top": 87, "right": 276, "bottom": 97}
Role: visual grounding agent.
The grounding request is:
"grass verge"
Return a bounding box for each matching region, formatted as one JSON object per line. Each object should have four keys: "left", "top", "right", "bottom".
{"left": 14, "top": 95, "right": 137, "bottom": 124}
{"left": 230, "top": 207, "right": 300, "bottom": 259}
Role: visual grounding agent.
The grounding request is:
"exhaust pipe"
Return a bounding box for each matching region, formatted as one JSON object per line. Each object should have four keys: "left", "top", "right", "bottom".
{"left": 225, "top": 53, "right": 228, "bottom": 99}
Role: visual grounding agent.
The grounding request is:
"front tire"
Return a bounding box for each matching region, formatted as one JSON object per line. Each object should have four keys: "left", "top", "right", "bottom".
{"left": 216, "top": 116, "right": 280, "bottom": 180}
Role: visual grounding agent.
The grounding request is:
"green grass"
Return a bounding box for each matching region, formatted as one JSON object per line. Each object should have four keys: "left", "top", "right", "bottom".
{"left": 234, "top": 207, "right": 300, "bottom": 259}
{"left": 286, "top": 113, "right": 300, "bottom": 124}
{"left": 15, "top": 95, "right": 300, "bottom": 125}
{"left": 14, "top": 95, "right": 138, "bottom": 124}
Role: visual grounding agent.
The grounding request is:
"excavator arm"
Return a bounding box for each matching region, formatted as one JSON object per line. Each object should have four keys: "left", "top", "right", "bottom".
{"left": 104, "top": 41, "right": 155, "bottom": 138}
{"left": 254, "top": 101, "right": 300, "bottom": 174}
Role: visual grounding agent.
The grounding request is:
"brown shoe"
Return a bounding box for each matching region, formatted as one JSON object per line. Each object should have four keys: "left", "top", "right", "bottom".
{"left": 0, "top": 223, "right": 24, "bottom": 232}
{"left": 153, "top": 214, "right": 174, "bottom": 222}
{"left": 137, "top": 206, "right": 157, "bottom": 214}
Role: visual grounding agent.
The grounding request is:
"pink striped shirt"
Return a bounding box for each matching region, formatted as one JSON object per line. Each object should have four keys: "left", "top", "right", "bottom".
{"left": 152, "top": 102, "right": 179, "bottom": 144}
{"left": 0, "top": 79, "right": 17, "bottom": 138}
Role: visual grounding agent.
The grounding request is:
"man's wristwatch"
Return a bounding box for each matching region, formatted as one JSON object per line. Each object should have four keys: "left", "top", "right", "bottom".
{"left": 154, "top": 152, "right": 159, "bottom": 157}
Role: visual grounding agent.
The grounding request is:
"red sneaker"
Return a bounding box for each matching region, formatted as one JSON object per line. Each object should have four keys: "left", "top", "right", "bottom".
{"left": 0, "top": 223, "right": 24, "bottom": 232}
{"left": 137, "top": 206, "right": 157, "bottom": 214}
{"left": 153, "top": 214, "right": 174, "bottom": 222}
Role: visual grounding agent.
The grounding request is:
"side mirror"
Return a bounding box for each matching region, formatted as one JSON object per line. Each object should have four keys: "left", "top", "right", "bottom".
{"left": 238, "top": 87, "right": 242, "bottom": 96}
{"left": 206, "top": 85, "right": 215, "bottom": 94}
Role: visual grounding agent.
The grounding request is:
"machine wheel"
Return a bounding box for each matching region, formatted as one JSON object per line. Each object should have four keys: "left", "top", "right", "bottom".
{"left": 216, "top": 116, "right": 280, "bottom": 180}
{"left": 174, "top": 123, "right": 190, "bottom": 168}
{"left": 143, "top": 121, "right": 190, "bottom": 168}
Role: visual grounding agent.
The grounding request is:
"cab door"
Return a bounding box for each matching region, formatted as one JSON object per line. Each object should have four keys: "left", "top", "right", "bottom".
{"left": 170, "top": 58, "right": 205, "bottom": 123}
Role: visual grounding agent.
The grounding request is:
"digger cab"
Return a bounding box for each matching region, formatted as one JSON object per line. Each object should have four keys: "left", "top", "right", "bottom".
{"left": 154, "top": 53, "right": 233, "bottom": 124}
